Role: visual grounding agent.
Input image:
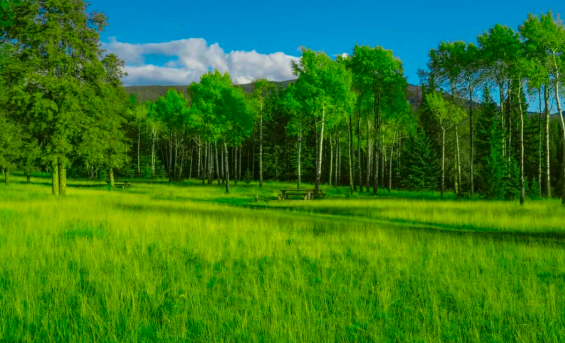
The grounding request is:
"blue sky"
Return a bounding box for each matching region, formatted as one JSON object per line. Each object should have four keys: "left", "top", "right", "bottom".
{"left": 89, "top": 0, "right": 563, "bottom": 86}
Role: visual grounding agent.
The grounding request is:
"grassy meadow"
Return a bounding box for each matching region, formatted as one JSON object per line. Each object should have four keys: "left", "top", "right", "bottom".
{"left": 1, "top": 175, "right": 565, "bottom": 342}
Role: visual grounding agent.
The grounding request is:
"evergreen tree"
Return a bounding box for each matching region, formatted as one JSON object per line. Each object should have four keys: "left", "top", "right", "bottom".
{"left": 401, "top": 128, "right": 438, "bottom": 191}
{"left": 476, "top": 87, "right": 506, "bottom": 199}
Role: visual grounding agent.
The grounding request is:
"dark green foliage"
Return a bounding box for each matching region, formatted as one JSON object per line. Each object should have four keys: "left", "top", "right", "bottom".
{"left": 529, "top": 177, "right": 542, "bottom": 199}
{"left": 401, "top": 129, "right": 438, "bottom": 191}
{"left": 243, "top": 170, "right": 252, "bottom": 186}
{"left": 504, "top": 158, "right": 521, "bottom": 200}
{"left": 481, "top": 141, "right": 506, "bottom": 200}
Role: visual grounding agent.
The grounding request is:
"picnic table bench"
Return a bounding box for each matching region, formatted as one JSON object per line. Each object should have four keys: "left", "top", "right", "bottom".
{"left": 278, "top": 189, "right": 326, "bottom": 200}
{"left": 106, "top": 181, "right": 131, "bottom": 189}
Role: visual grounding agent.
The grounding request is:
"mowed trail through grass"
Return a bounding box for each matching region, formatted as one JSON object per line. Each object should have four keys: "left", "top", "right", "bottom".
{"left": 1, "top": 177, "right": 564, "bottom": 342}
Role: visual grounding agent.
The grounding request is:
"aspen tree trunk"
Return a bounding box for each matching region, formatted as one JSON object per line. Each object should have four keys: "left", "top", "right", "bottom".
{"left": 455, "top": 125, "right": 462, "bottom": 196}
{"left": 52, "top": 157, "right": 59, "bottom": 196}
{"left": 189, "top": 146, "right": 194, "bottom": 180}
{"left": 259, "top": 102, "right": 263, "bottom": 188}
{"left": 357, "top": 109, "right": 363, "bottom": 192}
{"left": 205, "top": 142, "right": 209, "bottom": 184}
{"left": 518, "top": 81, "right": 525, "bottom": 206}
{"left": 329, "top": 135, "right": 334, "bottom": 187}
{"left": 215, "top": 143, "right": 220, "bottom": 185}
{"left": 59, "top": 158, "right": 66, "bottom": 196}
{"left": 380, "top": 148, "right": 385, "bottom": 189}
{"left": 538, "top": 90, "right": 543, "bottom": 195}
{"left": 389, "top": 144, "right": 394, "bottom": 193}
{"left": 397, "top": 136, "right": 402, "bottom": 181}
{"left": 197, "top": 140, "right": 201, "bottom": 180}
{"left": 252, "top": 133, "right": 255, "bottom": 180}
{"left": 373, "top": 92, "right": 380, "bottom": 195}
{"left": 374, "top": 147, "right": 379, "bottom": 195}
{"left": 174, "top": 138, "right": 178, "bottom": 181}
{"left": 508, "top": 87, "right": 512, "bottom": 160}
{"left": 151, "top": 130, "right": 157, "bottom": 178}
{"left": 4, "top": 170, "right": 9, "bottom": 186}
{"left": 179, "top": 147, "right": 185, "bottom": 181}
{"left": 297, "top": 122, "right": 302, "bottom": 190}
{"left": 469, "top": 86, "right": 474, "bottom": 196}
{"left": 209, "top": 142, "right": 213, "bottom": 184}
{"left": 366, "top": 137, "right": 372, "bottom": 191}
{"left": 554, "top": 67, "right": 565, "bottom": 205}
{"left": 234, "top": 146, "right": 238, "bottom": 185}
{"left": 224, "top": 140, "right": 230, "bottom": 193}
{"left": 454, "top": 165, "right": 458, "bottom": 194}
{"left": 544, "top": 85, "right": 551, "bottom": 198}
{"left": 315, "top": 124, "right": 319, "bottom": 188}
{"left": 232, "top": 147, "right": 235, "bottom": 181}
{"left": 203, "top": 142, "right": 208, "bottom": 184}
{"left": 221, "top": 143, "right": 225, "bottom": 183}
{"left": 499, "top": 84, "right": 506, "bottom": 158}
{"left": 138, "top": 123, "right": 141, "bottom": 176}
{"left": 451, "top": 81, "right": 461, "bottom": 196}
{"left": 252, "top": 144, "right": 255, "bottom": 180}
{"left": 441, "top": 125, "right": 446, "bottom": 198}
{"left": 339, "top": 137, "right": 342, "bottom": 186}
{"left": 238, "top": 146, "right": 242, "bottom": 181}
{"left": 109, "top": 168, "right": 114, "bottom": 188}
{"left": 348, "top": 114, "right": 355, "bottom": 193}
{"left": 169, "top": 138, "right": 173, "bottom": 182}
{"left": 335, "top": 135, "right": 340, "bottom": 186}
{"left": 315, "top": 106, "right": 325, "bottom": 195}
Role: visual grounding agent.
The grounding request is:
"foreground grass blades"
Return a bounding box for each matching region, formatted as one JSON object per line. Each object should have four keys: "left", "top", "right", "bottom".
{"left": 0, "top": 178, "right": 564, "bottom": 342}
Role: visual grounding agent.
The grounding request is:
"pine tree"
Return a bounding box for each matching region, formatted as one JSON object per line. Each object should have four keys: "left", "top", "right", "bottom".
{"left": 476, "top": 87, "right": 506, "bottom": 199}
{"left": 529, "top": 177, "right": 542, "bottom": 199}
{"left": 401, "top": 128, "right": 438, "bottom": 191}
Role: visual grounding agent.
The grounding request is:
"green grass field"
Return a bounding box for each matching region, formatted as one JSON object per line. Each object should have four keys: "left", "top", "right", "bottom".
{"left": 1, "top": 175, "right": 565, "bottom": 342}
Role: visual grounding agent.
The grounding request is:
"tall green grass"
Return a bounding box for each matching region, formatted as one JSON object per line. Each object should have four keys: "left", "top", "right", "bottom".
{"left": 0, "top": 178, "right": 564, "bottom": 342}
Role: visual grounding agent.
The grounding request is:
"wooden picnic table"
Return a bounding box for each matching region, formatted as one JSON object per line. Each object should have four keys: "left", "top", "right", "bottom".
{"left": 106, "top": 181, "right": 131, "bottom": 189}
{"left": 278, "top": 189, "right": 326, "bottom": 200}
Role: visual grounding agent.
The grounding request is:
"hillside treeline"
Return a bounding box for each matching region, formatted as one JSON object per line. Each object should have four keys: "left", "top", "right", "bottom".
{"left": 1, "top": 0, "right": 564, "bottom": 204}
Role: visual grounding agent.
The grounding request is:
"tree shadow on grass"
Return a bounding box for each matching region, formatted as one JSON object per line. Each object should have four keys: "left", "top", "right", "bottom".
{"left": 117, "top": 202, "right": 565, "bottom": 246}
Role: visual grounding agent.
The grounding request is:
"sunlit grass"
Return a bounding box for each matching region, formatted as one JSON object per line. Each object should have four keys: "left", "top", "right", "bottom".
{"left": 0, "top": 176, "right": 564, "bottom": 342}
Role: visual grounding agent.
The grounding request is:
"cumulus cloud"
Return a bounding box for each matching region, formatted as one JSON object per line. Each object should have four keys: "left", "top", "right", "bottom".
{"left": 102, "top": 37, "right": 299, "bottom": 86}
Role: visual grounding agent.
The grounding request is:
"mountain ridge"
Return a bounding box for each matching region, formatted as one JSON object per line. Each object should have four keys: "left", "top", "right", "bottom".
{"left": 125, "top": 80, "right": 424, "bottom": 107}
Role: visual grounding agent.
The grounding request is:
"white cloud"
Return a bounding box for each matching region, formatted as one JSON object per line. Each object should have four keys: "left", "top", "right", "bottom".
{"left": 103, "top": 37, "right": 299, "bottom": 86}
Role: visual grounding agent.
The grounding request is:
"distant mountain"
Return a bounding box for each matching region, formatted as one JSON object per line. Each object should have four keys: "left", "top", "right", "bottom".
{"left": 126, "top": 82, "right": 565, "bottom": 120}
{"left": 125, "top": 80, "right": 296, "bottom": 103}
{"left": 126, "top": 85, "right": 190, "bottom": 103}
{"left": 125, "top": 80, "right": 425, "bottom": 107}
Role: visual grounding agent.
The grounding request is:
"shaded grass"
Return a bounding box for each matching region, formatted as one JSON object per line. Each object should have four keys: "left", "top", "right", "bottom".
{"left": 0, "top": 177, "right": 564, "bottom": 342}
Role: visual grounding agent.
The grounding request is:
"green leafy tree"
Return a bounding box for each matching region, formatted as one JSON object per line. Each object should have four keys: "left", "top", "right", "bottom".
{"left": 0, "top": 115, "right": 22, "bottom": 185}
{"left": 293, "top": 48, "right": 352, "bottom": 195}
{"left": 462, "top": 43, "right": 482, "bottom": 195}
{"left": 520, "top": 12, "right": 565, "bottom": 205}
{"left": 189, "top": 71, "right": 233, "bottom": 184}
{"left": 250, "top": 79, "right": 276, "bottom": 187}
{"left": 79, "top": 54, "right": 130, "bottom": 187}
{"left": 1, "top": 0, "right": 111, "bottom": 196}
{"left": 425, "top": 92, "right": 450, "bottom": 197}
{"left": 281, "top": 83, "right": 308, "bottom": 189}
{"left": 349, "top": 45, "right": 406, "bottom": 194}
{"left": 154, "top": 89, "right": 189, "bottom": 182}
{"left": 478, "top": 25, "right": 522, "bottom": 162}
